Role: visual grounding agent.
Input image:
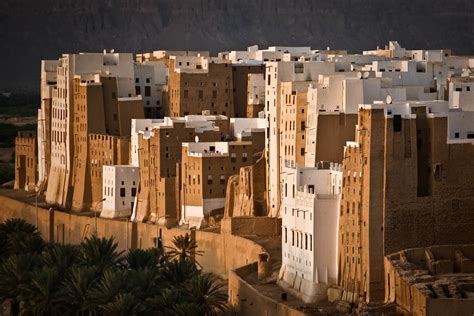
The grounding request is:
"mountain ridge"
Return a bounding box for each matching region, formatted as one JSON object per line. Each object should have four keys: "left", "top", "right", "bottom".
{"left": 1, "top": 0, "right": 474, "bottom": 91}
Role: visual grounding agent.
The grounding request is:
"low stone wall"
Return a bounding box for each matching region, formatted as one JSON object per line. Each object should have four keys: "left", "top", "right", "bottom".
{"left": 0, "top": 195, "right": 264, "bottom": 279}
{"left": 229, "top": 263, "right": 305, "bottom": 316}
{"left": 0, "top": 194, "right": 311, "bottom": 315}
{"left": 221, "top": 217, "right": 281, "bottom": 237}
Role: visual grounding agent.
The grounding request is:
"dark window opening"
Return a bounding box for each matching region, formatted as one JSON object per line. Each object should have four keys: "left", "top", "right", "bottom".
{"left": 393, "top": 115, "right": 402, "bottom": 132}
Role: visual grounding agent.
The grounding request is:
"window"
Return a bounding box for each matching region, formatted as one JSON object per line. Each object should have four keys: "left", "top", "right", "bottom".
{"left": 146, "top": 78, "right": 150, "bottom": 83}
{"left": 135, "top": 86, "right": 141, "bottom": 95}
{"left": 231, "top": 153, "right": 236, "bottom": 163}
{"left": 184, "top": 90, "right": 188, "bottom": 98}
{"left": 300, "top": 148, "right": 305, "bottom": 156}
{"left": 393, "top": 115, "right": 402, "bottom": 132}
{"left": 145, "top": 86, "right": 151, "bottom": 97}
{"left": 220, "top": 175, "right": 226, "bottom": 185}
{"left": 135, "top": 78, "right": 139, "bottom": 83}
{"left": 434, "top": 163, "right": 442, "bottom": 181}
{"left": 212, "top": 91, "right": 217, "bottom": 98}
{"left": 284, "top": 227, "right": 287, "bottom": 243}
{"left": 131, "top": 188, "right": 137, "bottom": 197}
{"left": 207, "top": 175, "right": 213, "bottom": 185}
{"left": 301, "top": 121, "right": 305, "bottom": 131}
{"left": 242, "top": 153, "right": 247, "bottom": 162}
{"left": 120, "top": 188, "right": 126, "bottom": 197}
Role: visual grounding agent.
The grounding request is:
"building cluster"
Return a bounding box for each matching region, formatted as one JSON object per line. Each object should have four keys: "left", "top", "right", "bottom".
{"left": 14, "top": 41, "right": 474, "bottom": 314}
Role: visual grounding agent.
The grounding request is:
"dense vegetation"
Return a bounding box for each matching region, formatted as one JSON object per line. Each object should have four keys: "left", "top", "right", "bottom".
{"left": 0, "top": 218, "right": 227, "bottom": 315}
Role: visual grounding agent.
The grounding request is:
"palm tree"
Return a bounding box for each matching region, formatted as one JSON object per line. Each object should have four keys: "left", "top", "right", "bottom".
{"left": 5, "top": 231, "right": 44, "bottom": 256}
{"left": 80, "top": 235, "right": 123, "bottom": 273}
{"left": 125, "top": 247, "right": 164, "bottom": 270}
{"left": 0, "top": 218, "right": 38, "bottom": 236}
{"left": 100, "top": 293, "right": 146, "bottom": 316}
{"left": 166, "top": 233, "right": 203, "bottom": 262}
{"left": 58, "top": 266, "right": 98, "bottom": 315}
{"left": 126, "top": 267, "right": 162, "bottom": 303}
{"left": 184, "top": 274, "right": 228, "bottom": 315}
{"left": 172, "top": 302, "right": 207, "bottom": 316}
{"left": 21, "top": 266, "right": 63, "bottom": 316}
{"left": 40, "top": 244, "right": 80, "bottom": 276}
{"left": 0, "top": 218, "right": 43, "bottom": 256}
{"left": 146, "top": 288, "right": 183, "bottom": 315}
{"left": 162, "top": 259, "right": 199, "bottom": 286}
{"left": 87, "top": 268, "right": 128, "bottom": 310}
{"left": 0, "top": 254, "right": 36, "bottom": 315}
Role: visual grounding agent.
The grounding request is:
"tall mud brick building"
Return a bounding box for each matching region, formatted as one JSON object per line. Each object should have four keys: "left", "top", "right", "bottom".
{"left": 338, "top": 100, "right": 474, "bottom": 304}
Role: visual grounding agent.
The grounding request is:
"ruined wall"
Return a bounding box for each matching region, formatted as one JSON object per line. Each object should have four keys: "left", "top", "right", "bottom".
{"left": 224, "top": 156, "right": 267, "bottom": 217}
{"left": 385, "top": 245, "right": 474, "bottom": 316}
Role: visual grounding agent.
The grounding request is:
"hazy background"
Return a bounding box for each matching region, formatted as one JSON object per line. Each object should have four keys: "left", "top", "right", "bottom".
{"left": 1, "top": 0, "right": 474, "bottom": 91}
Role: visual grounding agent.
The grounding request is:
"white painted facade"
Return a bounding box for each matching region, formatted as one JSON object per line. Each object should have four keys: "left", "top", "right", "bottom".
{"left": 265, "top": 61, "right": 336, "bottom": 217}
{"left": 134, "top": 61, "right": 167, "bottom": 117}
{"left": 230, "top": 117, "right": 266, "bottom": 139}
{"left": 278, "top": 163, "right": 342, "bottom": 303}
{"left": 449, "top": 79, "right": 474, "bottom": 111}
{"left": 101, "top": 165, "right": 139, "bottom": 218}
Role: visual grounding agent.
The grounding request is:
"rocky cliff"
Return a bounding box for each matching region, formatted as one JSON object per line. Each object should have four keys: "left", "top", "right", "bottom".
{"left": 1, "top": 0, "right": 474, "bottom": 90}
